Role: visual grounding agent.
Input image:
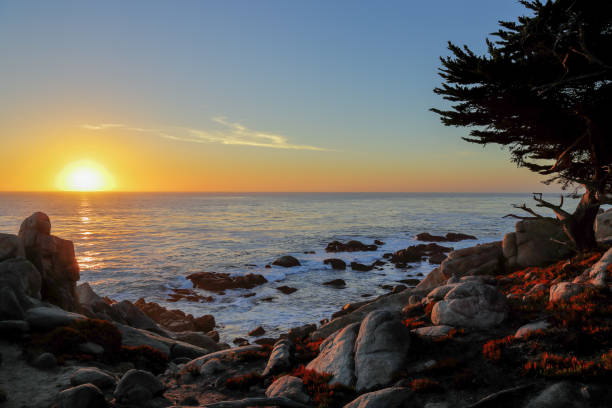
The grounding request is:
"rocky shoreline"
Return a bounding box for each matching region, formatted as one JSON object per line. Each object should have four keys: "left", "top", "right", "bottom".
{"left": 1, "top": 210, "right": 611, "bottom": 407}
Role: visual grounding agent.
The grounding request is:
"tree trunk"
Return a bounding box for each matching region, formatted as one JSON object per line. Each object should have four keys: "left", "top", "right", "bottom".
{"left": 563, "top": 190, "right": 600, "bottom": 251}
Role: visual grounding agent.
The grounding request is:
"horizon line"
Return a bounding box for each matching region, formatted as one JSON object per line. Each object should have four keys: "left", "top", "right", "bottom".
{"left": 0, "top": 190, "right": 568, "bottom": 195}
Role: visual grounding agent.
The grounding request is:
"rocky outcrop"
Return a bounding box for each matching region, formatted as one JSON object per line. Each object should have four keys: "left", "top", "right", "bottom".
{"left": 0, "top": 258, "right": 40, "bottom": 320}
{"left": 265, "top": 376, "right": 309, "bottom": 404}
{"left": 186, "top": 272, "right": 267, "bottom": 293}
{"left": 416, "top": 232, "right": 477, "bottom": 242}
{"left": 70, "top": 367, "right": 117, "bottom": 389}
{"left": 350, "top": 262, "right": 374, "bottom": 272}
{"left": 430, "top": 281, "right": 507, "bottom": 329}
{"left": 514, "top": 321, "right": 550, "bottom": 339}
{"left": 595, "top": 208, "right": 612, "bottom": 241}
{"left": 18, "top": 212, "right": 80, "bottom": 311}
{"left": 111, "top": 300, "right": 161, "bottom": 333}
{"left": 134, "top": 298, "right": 216, "bottom": 332}
{"left": 324, "top": 258, "right": 347, "bottom": 270}
{"left": 549, "top": 282, "right": 585, "bottom": 304}
{"left": 326, "top": 240, "right": 377, "bottom": 252}
{"left": 503, "top": 218, "right": 571, "bottom": 269}
{"left": 272, "top": 255, "right": 301, "bottom": 267}
{"left": 440, "top": 241, "right": 503, "bottom": 278}
{"left": 390, "top": 243, "right": 453, "bottom": 265}
{"left": 354, "top": 311, "right": 410, "bottom": 392}
{"left": 524, "top": 381, "right": 589, "bottom": 408}
{"left": 25, "top": 306, "right": 85, "bottom": 330}
{"left": 306, "top": 323, "right": 359, "bottom": 387}
{"left": 572, "top": 246, "right": 612, "bottom": 288}
{"left": 411, "top": 325, "right": 454, "bottom": 339}
{"left": 343, "top": 387, "right": 415, "bottom": 408}
{"left": 262, "top": 339, "right": 292, "bottom": 376}
{"left": 0, "top": 233, "right": 22, "bottom": 261}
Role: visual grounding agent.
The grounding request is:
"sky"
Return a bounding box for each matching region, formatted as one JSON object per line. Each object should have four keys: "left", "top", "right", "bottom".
{"left": 0, "top": 0, "right": 562, "bottom": 192}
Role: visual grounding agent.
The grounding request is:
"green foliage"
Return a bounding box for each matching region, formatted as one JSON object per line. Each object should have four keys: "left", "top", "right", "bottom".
{"left": 432, "top": 0, "right": 612, "bottom": 194}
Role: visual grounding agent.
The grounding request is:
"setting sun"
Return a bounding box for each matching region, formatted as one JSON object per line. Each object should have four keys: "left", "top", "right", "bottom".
{"left": 56, "top": 160, "right": 115, "bottom": 191}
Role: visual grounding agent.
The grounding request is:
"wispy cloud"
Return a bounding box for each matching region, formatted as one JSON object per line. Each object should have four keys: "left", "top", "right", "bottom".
{"left": 81, "top": 118, "right": 328, "bottom": 151}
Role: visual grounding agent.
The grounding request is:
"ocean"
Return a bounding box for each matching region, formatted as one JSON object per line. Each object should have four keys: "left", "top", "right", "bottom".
{"left": 0, "top": 192, "right": 567, "bottom": 341}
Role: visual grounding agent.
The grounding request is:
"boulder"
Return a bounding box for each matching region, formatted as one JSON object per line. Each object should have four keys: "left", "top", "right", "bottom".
{"left": 249, "top": 326, "right": 266, "bottom": 337}
{"left": 515, "top": 321, "right": 550, "bottom": 339}
{"left": 265, "top": 375, "right": 309, "bottom": 404}
{"left": 111, "top": 300, "right": 161, "bottom": 333}
{"left": 25, "top": 306, "right": 85, "bottom": 330}
{"left": 422, "top": 284, "right": 458, "bottom": 305}
{"left": 272, "top": 256, "right": 301, "bottom": 267}
{"left": 173, "top": 332, "right": 220, "bottom": 352}
{"left": 32, "top": 352, "right": 57, "bottom": 369}
{"left": 70, "top": 367, "right": 117, "bottom": 389}
{"left": 595, "top": 208, "right": 612, "bottom": 241}
{"left": 323, "top": 279, "right": 346, "bottom": 288}
{"left": 324, "top": 258, "right": 347, "bottom": 270}
{"left": 0, "top": 319, "right": 29, "bottom": 334}
{"left": 549, "top": 282, "right": 585, "bottom": 304}
{"left": 503, "top": 218, "right": 571, "bottom": 269}
{"left": 524, "top": 381, "right": 589, "bottom": 408}
{"left": 439, "top": 241, "right": 503, "bottom": 279}
{"left": 76, "top": 283, "right": 120, "bottom": 322}
{"left": 0, "top": 287, "right": 24, "bottom": 320}
{"left": 416, "top": 268, "right": 448, "bottom": 292}
{"left": 416, "top": 232, "right": 476, "bottom": 242}
{"left": 18, "top": 212, "right": 80, "bottom": 311}
{"left": 0, "top": 258, "right": 41, "bottom": 307}
{"left": 181, "top": 345, "right": 263, "bottom": 373}
{"left": 411, "top": 325, "right": 454, "bottom": 339}
{"left": 431, "top": 281, "right": 507, "bottom": 329}
{"left": 343, "top": 387, "right": 415, "bottom": 408}
{"left": 288, "top": 323, "right": 317, "bottom": 342}
{"left": 78, "top": 342, "right": 105, "bottom": 355}
{"left": 57, "top": 384, "right": 108, "bottom": 408}
{"left": 0, "top": 233, "right": 22, "bottom": 262}
{"left": 354, "top": 311, "right": 411, "bottom": 392}
{"left": 114, "top": 369, "right": 164, "bottom": 405}
{"left": 117, "top": 324, "right": 208, "bottom": 359}
{"left": 262, "top": 339, "right": 292, "bottom": 376}
{"left": 200, "top": 358, "right": 226, "bottom": 376}
{"left": 573, "top": 246, "right": 612, "bottom": 288}
{"left": 186, "top": 272, "right": 267, "bottom": 293}
{"left": 326, "top": 240, "right": 377, "bottom": 252}
{"left": 306, "top": 322, "right": 359, "bottom": 387}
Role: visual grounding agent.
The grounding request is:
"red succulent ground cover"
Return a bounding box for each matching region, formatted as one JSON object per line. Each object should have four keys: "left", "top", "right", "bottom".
{"left": 294, "top": 337, "right": 324, "bottom": 364}
{"left": 290, "top": 365, "right": 346, "bottom": 408}
{"left": 225, "top": 372, "right": 263, "bottom": 390}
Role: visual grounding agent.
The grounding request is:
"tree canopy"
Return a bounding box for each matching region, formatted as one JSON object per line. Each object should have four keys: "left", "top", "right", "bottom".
{"left": 432, "top": 0, "right": 612, "bottom": 250}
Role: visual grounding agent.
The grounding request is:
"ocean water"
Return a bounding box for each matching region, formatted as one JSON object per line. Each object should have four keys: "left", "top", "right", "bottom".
{"left": 0, "top": 192, "right": 567, "bottom": 341}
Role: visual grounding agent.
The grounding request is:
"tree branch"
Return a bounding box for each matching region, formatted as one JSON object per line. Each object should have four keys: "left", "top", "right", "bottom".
{"left": 205, "top": 397, "right": 314, "bottom": 408}
{"left": 502, "top": 203, "right": 544, "bottom": 220}
{"left": 532, "top": 193, "right": 571, "bottom": 220}
{"left": 532, "top": 69, "right": 611, "bottom": 93}
{"left": 543, "top": 132, "right": 587, "bottom": 174}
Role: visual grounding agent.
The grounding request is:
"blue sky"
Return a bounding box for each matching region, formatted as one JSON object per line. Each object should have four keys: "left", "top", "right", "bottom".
{"left": 1, "top": 1, "right": 555, "bottom": 192}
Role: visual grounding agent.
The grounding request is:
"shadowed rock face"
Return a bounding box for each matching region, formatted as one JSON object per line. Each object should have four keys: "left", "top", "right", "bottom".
{"left": 18, "top": 212, "right": 80, "bottom": 311}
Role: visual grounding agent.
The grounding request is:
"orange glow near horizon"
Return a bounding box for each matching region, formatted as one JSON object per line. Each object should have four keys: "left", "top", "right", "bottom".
{"left": 55, "top": 160, "right": 116, "bottom": 191}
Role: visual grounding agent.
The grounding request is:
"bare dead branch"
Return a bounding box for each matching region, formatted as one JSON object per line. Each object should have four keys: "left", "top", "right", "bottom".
{"left": 503, "top": 214, "right": 537, "bottom": 220}
{"left": 205, "top": 397, "right": 314, "bottom": 408}
{"left": 532, "top": 193, "right": 571, "bottom": 220}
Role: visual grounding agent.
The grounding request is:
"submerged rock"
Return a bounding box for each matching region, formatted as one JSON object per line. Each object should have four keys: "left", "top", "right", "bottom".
{"left": 351, "top": 262, "right": 374, "bottom": 272}
{"left": 277, "top": 286, "right": 298, "bottom": 294}
{"left": 323, "top": 279, "right": 346, "bottom": 288}
{"left": 391, "top": 243, "right": 452, "bottom": 264}
{"left": 416, "top": 232, "right": 477, "bottom": 242}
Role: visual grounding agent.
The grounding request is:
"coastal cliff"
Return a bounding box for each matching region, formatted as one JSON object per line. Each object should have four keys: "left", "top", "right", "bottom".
{"left": 1, "top": 212, "right": 611, "bottom": 407}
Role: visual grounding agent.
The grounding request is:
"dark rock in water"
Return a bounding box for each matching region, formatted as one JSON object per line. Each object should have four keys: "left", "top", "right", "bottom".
{"left": 416, "top": 232, "right": 477, "bottom": 242}
{"left": 326, "top": 240, "right": 378, "bottom": 253}
{"left": 272, "top": 255, "right": 301, "bottom": 267}
{"left": 166, "top": 288, "right": 214, "bottom": 303}
{"left": 303, "top": 251, "right": 316, "bottom": 254}
{"left": 207, "top": 330, "right": 220, "bottom": 343}
{"left": 374, "top": 240, "right": 385, "bottom": 246}
{"left": 380, "top": 284, "right": 393, "bottom": 290}
{"left": 249, "top": 326, "right": 266, "bottom": 337}
{"left": 242, "top": 292, "right": 256, "bottom": 298}
{"left": 323, "top": 279, "right": 346, "bottom": 287}
{"left": 134, "top": 298, "right": 215, "bottom": 332}
{"left": 265, "top": 264, "right": 271, "bottom": 268}
{"left": 351, "top": 262, "right": 374, "bottom": 272}
{"left": 416, "top": 272, "right": 423, "bottom": 276}
{"left": 373, "top": 260, "right": 386, "bottom": 266}
{"left": 361, "top": 293, "right": 372, "bottom": 297}
{"left": 260, "top": 297, "right": 275, "bottom": 302}
{"left": 323, "top": 258, "right": 347, "bottom": 270}
{"left": 398, "top": 278, "right": 420, "bottom": 286}
{"left": 18, "top": 212, "right": 80, "bottom": 311}
{"left": 233, "top": 337, "right": 249, "bottom": 346}
{"left": 276, "top": 286, "right": 298, "bottom": 294}
{"left": 382, "top": 252, "right": 393, "bottom": 259}
{"left": 187, "top": 271, "right": 267, "bottom": 293}
{"left": 58, "top": 384, "right": 108, "bottom": 408}
{"left": 254, "top": 337, "right": 276, "bottom": 346}
{"left": 391, "top": 243, "right": 453, "bottom": 265}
